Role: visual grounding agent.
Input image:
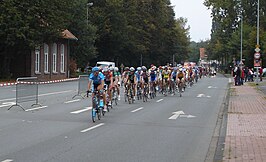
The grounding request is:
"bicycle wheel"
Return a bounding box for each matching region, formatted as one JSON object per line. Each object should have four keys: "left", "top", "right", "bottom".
{"left": 92, "top": 108, "right": 96, "bottom": 122}
{"left": 96, "top": 108, "right": 101, "bottom": 120}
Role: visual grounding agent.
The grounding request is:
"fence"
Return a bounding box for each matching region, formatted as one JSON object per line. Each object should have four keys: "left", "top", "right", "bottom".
{"left": 72, "top": 75, "right": 89, "bottom": 99}
{"left": 8, "top": 77, "right": 41, "bottom": 111}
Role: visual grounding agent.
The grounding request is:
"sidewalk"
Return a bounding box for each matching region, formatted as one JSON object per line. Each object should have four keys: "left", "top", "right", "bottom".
{"left": 223, "top": 80, "right": 266, "bottom": 162}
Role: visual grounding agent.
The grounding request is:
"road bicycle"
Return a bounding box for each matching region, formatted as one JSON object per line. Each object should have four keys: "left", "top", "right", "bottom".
{"left": 177, "top": 81, "right": 184, "bottom": 97}
{"left": 149, "top": 81, "right": 156, "bottom": 99}
{"left": 112, "top": 87, "right": 118, "bottom": 106}
{"left": 136, "top": 82, "right": 142, "bottom": 100}
{"left": 143, "top": 83, "right": 149, "bottom": 102}
{"left": 91, "top": 90, "right": 104, "bottom": 122}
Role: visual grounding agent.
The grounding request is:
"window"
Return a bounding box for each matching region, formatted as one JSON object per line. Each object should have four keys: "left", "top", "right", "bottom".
{"left": 60, "top": 44, "right": 65, "bottom": 72}
{"left": 52, "top": 43, "right": 57, "bottom": 73}
{"left": 44, "top": 44, "right": 49, "bottom": 73}
{"left": 35, "top": 47, "right": 40, "bottom": 73}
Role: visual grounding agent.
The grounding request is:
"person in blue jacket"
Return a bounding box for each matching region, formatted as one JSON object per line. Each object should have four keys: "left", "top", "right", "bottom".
{"left": 88, "top": 66, "right": 107, "bottom": 111}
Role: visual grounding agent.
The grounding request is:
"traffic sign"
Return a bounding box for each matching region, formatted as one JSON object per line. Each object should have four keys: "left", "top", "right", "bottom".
{"left": 254, "top": 52, "right": 261, "bottom": 59}
{"left": 255, "top": 47, "right": 260, "bottom": 52}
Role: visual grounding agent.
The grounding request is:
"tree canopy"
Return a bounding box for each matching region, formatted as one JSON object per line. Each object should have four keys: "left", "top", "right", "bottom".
{"left": 0, "top": 0, "right": 191, "bottom": 79}
{"left": 204, "top": 0, "right": 266, "bottom": 69}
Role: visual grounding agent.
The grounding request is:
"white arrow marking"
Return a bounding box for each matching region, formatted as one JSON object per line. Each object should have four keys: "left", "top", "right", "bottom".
{"left": 168, "top": 111, "right": 185, "bottom": 120}
{"left": 197, "top": 94, "right": 205, "bottom": 98}
{"left": 156, "top": 99, "right": 164, "bottom": 102}
{"left": 179, "top": 115, "right": 196, "bottom": 118}
{"left": 81, "top": 123, "right": 105, "bottom": 133}
{"left": 25, "top": 106, "right": 47, "bottom": 112}
{"left": 64, "top": 99, "right": 81, "bottom": 104}
{"left": 131, "top": 107, "right": 143, "bottom": 112}
{"left": 71, "top": 107, "right": 92, "bottom": 114}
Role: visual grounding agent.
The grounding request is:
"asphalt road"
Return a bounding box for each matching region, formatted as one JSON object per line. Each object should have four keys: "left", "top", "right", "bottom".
{"left": 0, "top": 74, "right": 229, "bottom": 162}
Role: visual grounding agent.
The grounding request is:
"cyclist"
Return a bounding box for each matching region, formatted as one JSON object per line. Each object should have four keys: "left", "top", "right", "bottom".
{"left": 126, "top": 67, "right": 137, "bottom": 100}
{"left": 103, "top": 67, "right": 113, "bottom": 106}
{"left": 122, "top": 67, "right": 130, "bottom": 91}
{"left": 149, "top": 66, "right": 157, "bottom": 96}
{"left": 135, "top": 67, "right": 142, "bottom": 98}
{"left": 141, "top": 66, "right": 149, "bottom": 97}
{"left": 88, "top": 67, "right": 107, "bottom": 112}
{"left": 162, "top": 66, "right": 171, "bottom": 94}
{"left": 113, "top": 67, "right": 121, "bottom": 100}
{"left": 170, "top": 67, "right": 178, "bottom": 91}
{"left": 177, "top": 67, "right": 185, "bottom": 91}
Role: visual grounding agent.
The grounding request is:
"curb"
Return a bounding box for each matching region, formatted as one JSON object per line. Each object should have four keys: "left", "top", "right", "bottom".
{"left": 0, "top": 78, "right": 79, "bottom": 87}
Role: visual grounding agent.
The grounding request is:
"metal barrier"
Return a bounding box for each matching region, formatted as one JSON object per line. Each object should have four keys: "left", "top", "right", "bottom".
{"left": 72, "top": 75, "right": 89, "bottom": 99}
{"left": 8, "top": 77, "right": 41, "bottom": 111}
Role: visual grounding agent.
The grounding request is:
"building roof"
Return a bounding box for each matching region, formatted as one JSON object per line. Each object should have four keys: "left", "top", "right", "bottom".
{"left": 62, "top": 29, "right": 78, "bottom": 40}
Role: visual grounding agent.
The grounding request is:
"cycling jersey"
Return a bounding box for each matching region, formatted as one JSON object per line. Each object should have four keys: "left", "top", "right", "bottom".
{"left": 163, "top": 70, "right": 171, "bottom": 79}
{"left": 103, "top": 71, "right": 112, "bottom": 82}
{"left": 141, "top": 72, "right": 149, "bottom": 83}
{"left": 135, "top": 71, "right": 142, "bottom": 82}
{"left": 89, "top": 72, "right": 104, "bottom": 84}
{"left": 128, "top": 72, "right": 135, "bottom": 83}
{"left": 171, "top": 71, "right": 177, "bottom": 80}
{"left": 150, "top": 71, "right": 156, "bottom": 82}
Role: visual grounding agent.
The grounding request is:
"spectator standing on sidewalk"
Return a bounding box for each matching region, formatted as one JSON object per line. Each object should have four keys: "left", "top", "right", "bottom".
{"left": 241, "top": 67, "right": 245, "bottom": 85}
{"left": 244, "top": 67, "right": 249, "bottom": 82}
{"left": 259, "top": 67, "right": 263, "bottom": 81}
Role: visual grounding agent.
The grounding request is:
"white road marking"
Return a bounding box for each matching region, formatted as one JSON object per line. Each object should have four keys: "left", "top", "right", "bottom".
{"left": 229, "top": 78, "right": 232, "bottom": 83}
{"left": 0, "top": 90, "right": 74, "bottom": 102}
{"left": 131, "top": 107, "right": 143, "bottom": 112}
{"left": 156, "top": 99, "right": 163, "bottom": 102}
{"left": 25, "top": 106, "right": 47, "bottom": 112}
{"left": 197, "top": 94, "right": 205, "bottom": 98}
{"left": 0, "top": 102, "right": 16, "bottom": 108}
{"left": 1, "top": 159, "right": 13, "bottom": 162}
{"left": 71, "top": 107, "right": 92, "bottom": 114}
{"left": 64, "top": 99, "right": 81, "bottom": 104}
{"left": 81, "top": 123, "right": 105, "bottom": 133}
{"left": 38, "top": 90, "right": 73, "bottom": 97}
{"left": 169, "top": 111, "right": 185, "bottom": 120}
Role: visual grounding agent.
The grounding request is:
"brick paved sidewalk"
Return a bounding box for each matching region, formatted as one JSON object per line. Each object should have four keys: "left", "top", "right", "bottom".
{"left": 223, "top": 82, "right": 266, "bottom": 162}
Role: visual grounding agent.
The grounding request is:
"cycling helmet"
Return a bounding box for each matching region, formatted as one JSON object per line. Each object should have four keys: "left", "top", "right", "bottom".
{"left": 173, "top": 67, "right": 177, "bottom": 71}
{"left": 137, "top": 67, "right": 141, "bottom": 71}
{"left": 142, "top": 66, "right": 147, "bottom": 71}
{"left": 124, "top": 67, "right": 129, "bottom": 71}
{"left": 130, "top": 67, "right": 135, "bottom": 71}
{"left": 92, "top": 66, "right": 100, "bottom": 72}
{"left": 114, "top": 67, "right": 119, "bottom": 72}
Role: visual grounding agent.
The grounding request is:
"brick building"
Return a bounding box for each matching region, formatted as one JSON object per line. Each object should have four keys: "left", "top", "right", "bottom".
{"left": 10, "top": 30, "right": 77, "bottom": 81}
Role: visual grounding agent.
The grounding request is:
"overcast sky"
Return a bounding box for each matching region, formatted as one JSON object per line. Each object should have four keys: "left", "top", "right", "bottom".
{"left": 170, "top": 0, "right": 212, "bottom": 42}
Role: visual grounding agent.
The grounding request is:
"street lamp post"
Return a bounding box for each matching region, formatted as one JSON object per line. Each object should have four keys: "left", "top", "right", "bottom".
{"left": 87, "top": 2, "right": 93, "bottom": 26}
{"left": 256, "top": 0, "right": 260, "bottom": 85}
{"left": 240, "top": 14, "right": 243, "bottom": 67}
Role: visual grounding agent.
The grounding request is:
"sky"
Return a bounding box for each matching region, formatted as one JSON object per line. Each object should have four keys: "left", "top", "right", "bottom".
{"left": 170, "top": 0, "right": 212, "bottom": 42}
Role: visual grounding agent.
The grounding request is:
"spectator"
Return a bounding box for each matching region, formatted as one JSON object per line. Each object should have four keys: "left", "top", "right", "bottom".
{"left": 259, "top": 67, "right": 263, "bottom": 81}
{"left": 244, "top": 67, "right": 249, "bottom": 82}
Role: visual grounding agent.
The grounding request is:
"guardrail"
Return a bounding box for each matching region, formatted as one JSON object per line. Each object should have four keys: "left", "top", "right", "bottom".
{"left": 8, "top": 77, "right": 41, "bottom": 111}
{"left": 72, "top": 75, "right": 89, "bottom": 99}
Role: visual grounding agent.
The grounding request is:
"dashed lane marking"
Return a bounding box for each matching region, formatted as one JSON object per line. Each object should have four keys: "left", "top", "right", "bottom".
{"left": 25, "top": 106, "right": 47, "bottom": 112}
{"left": 131, "top": 107, "right": 143, "bottom": 112}
{"left": 2, "top": 159, "right": 13, "bottom": 162}
{"left": 64, "top": 99, "right": 81, "bottom": 104}
{"left": 70, "top": 107, "right": 92, "bottom": 114}
{"left": 81, "top": 123, "right": 105, "bottom": 133}
{"left": 156, "top": 99, "right": 163, "bottom": 103}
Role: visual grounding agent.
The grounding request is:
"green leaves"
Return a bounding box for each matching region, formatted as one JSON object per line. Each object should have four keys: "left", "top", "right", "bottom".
{"left": 204, "top": 0, "right": 266, "bottom": 68}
